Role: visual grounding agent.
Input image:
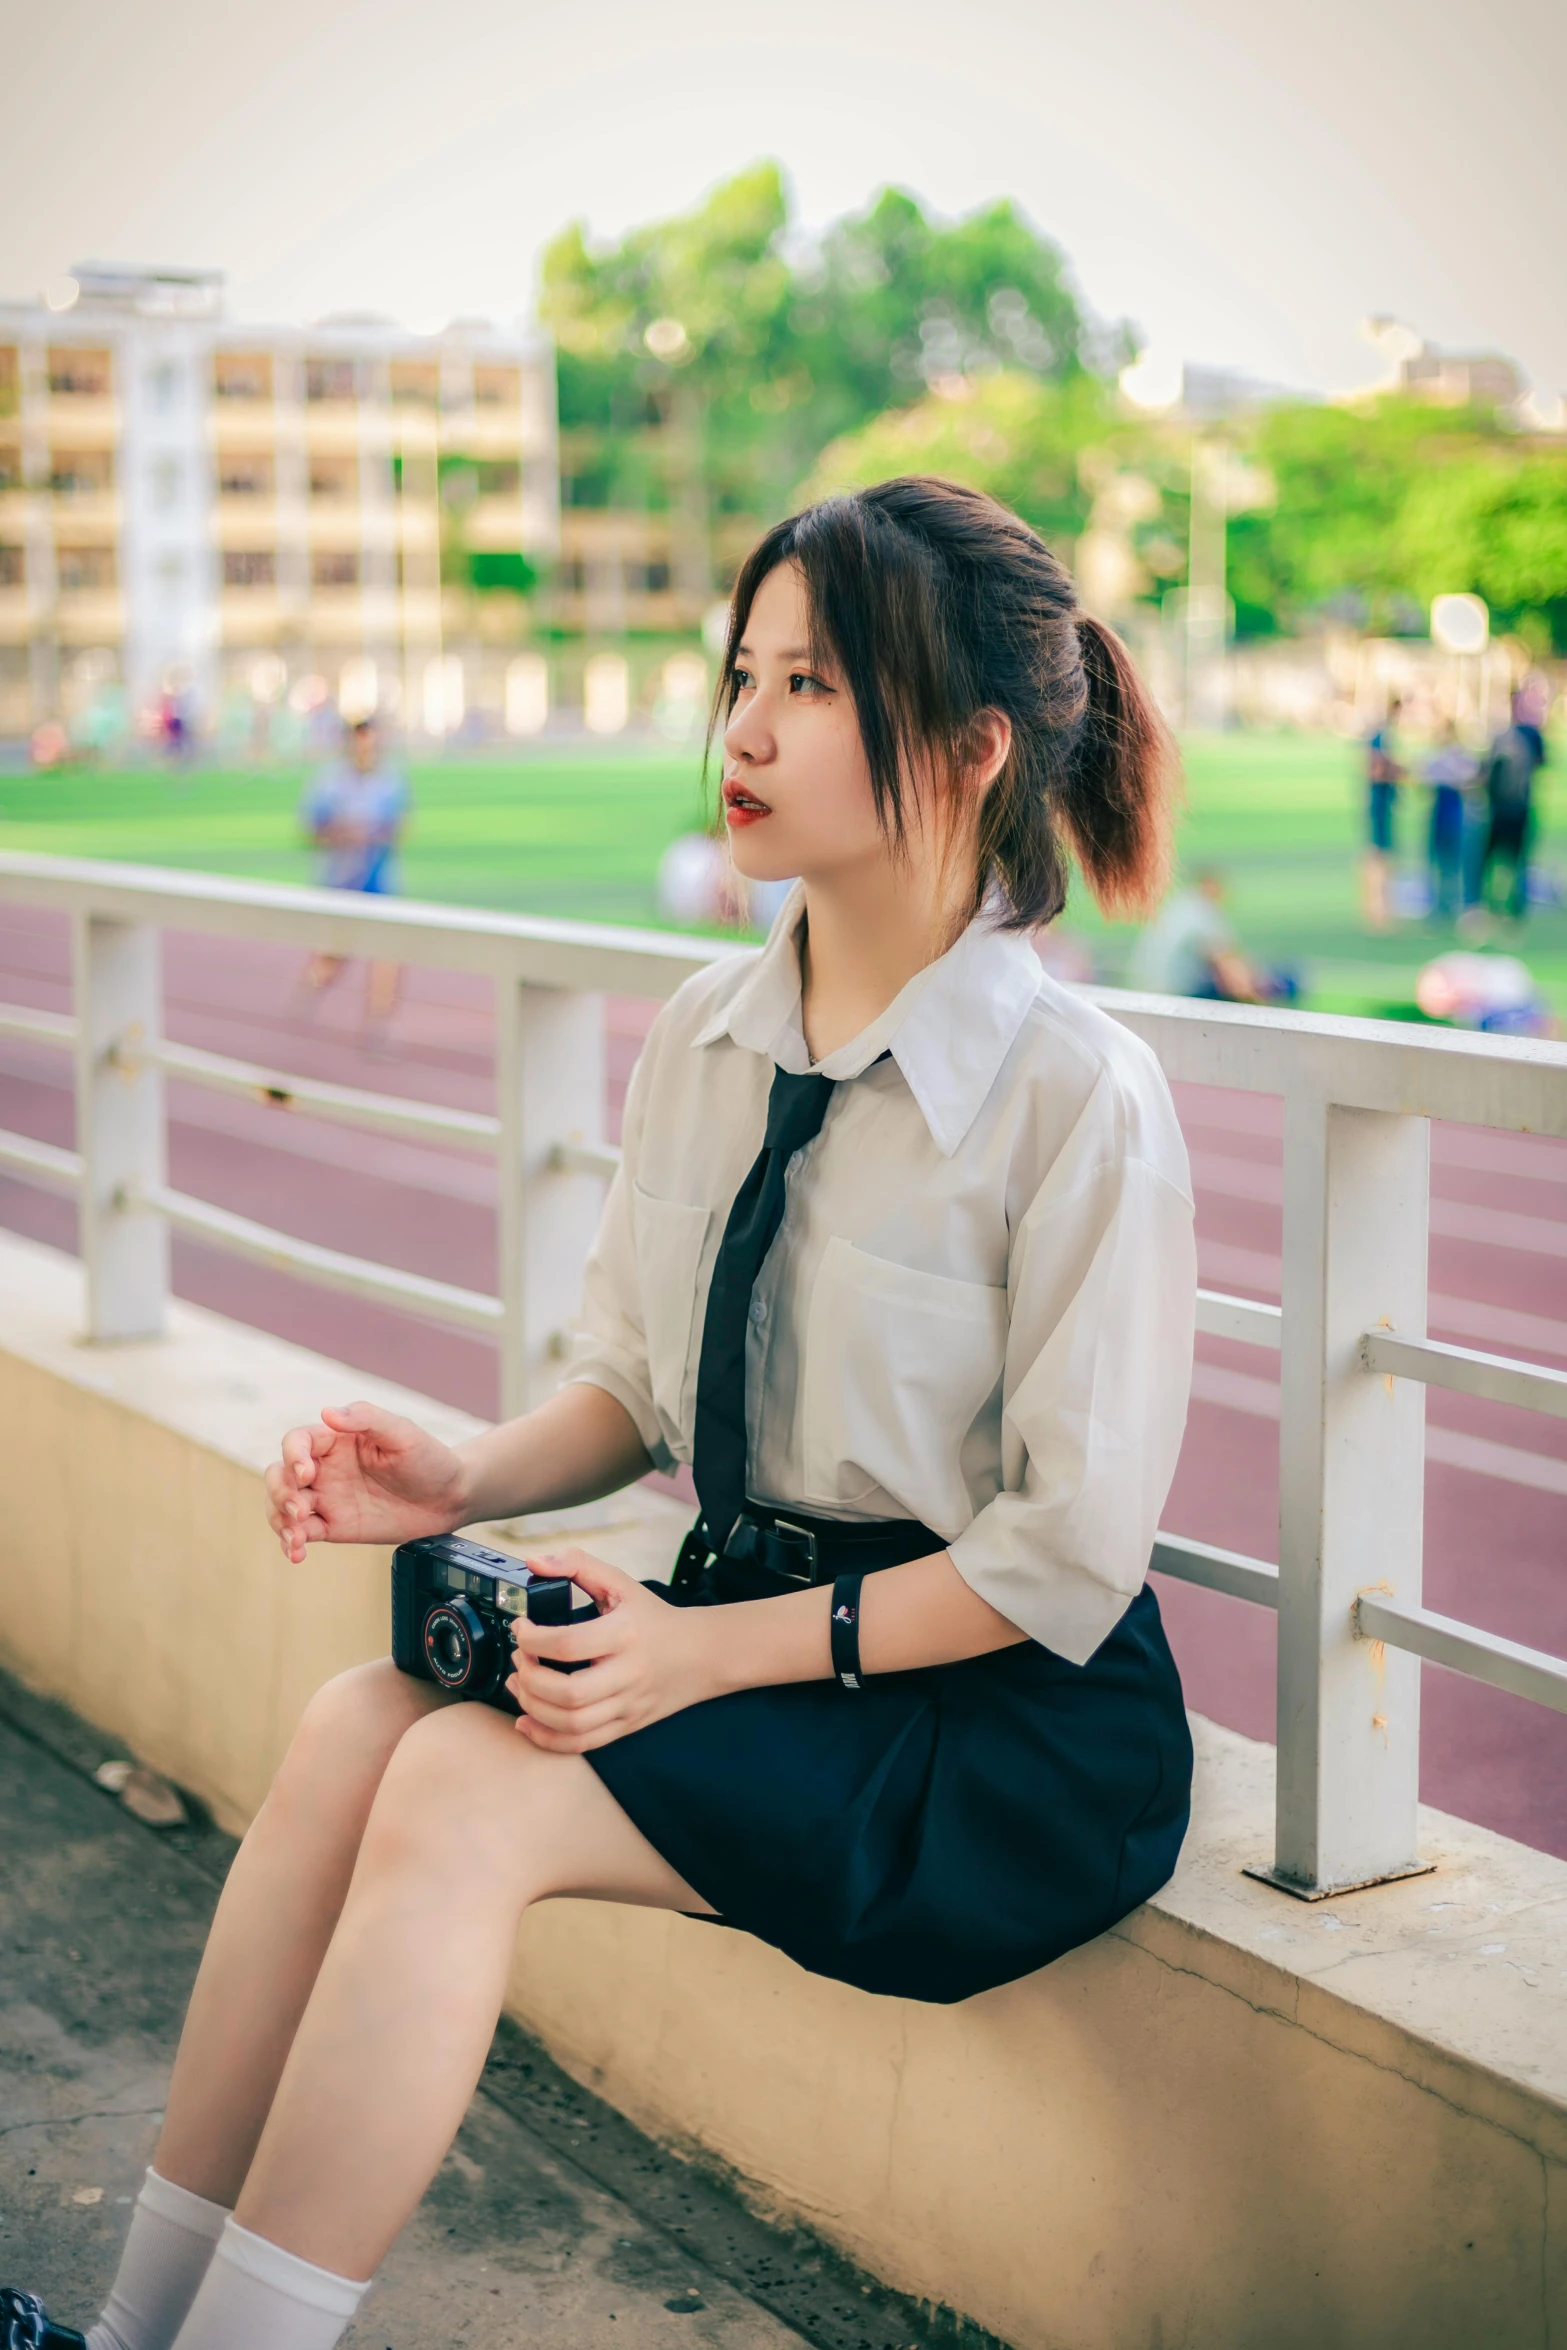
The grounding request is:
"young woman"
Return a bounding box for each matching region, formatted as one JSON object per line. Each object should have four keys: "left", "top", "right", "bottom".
{"left": 8, "top": 477, "right": 1197, "bottom": 2350}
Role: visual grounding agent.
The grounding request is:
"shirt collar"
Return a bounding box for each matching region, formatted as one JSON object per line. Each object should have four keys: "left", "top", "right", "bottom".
{"left": 691, "top": 883, "right": 1043, "bottom": 1157}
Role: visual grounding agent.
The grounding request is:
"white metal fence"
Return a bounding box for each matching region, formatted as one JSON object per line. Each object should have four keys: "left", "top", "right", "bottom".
{"left": 2, "top": 848, "right": 1565, "bottom": 1900}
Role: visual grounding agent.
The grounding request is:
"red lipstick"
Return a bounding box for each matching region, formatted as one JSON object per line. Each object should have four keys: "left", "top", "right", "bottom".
{"left": 723, "top": 777, "right": 772, "bottom": 828}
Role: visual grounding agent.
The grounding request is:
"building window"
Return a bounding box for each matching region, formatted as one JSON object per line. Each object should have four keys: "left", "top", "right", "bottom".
{"left": 311, "top": 549, "right": 359, "bottom": 588}
{"left": 559, "top": 557, "right": 587, "bottom": 591}
{"left": 48, "top": 348, "right": 112, "bottom": 398}
{"left": 0, "top": 545, "right": 23, "bottom": 587}
{"left": 473, "top": 459, "right": 521, "bottom": 497}
{"left": 147, "top": 361, "right": 182, "bottom": 413}
{"left": 224, "top": 549, "right": 276, "bottom": 588}
{"left": 218, "top": 454, "right": 273, "bottom": 497}
{"left": 474, "top": 365, "right": 521, "bottom": 407}
{"left": 49, "top": 451, "right": 114, "bottom": 497}
{"left": 0, "top": 349, "right": 18, "bottom": 417}
{"left": 57, "top": 545, "right": 116, "bottom": 592}
{"left": 644, "top": 559, "right": 671, "bottom": 592}
{"left": 214, "top": 352, "right": 273, "bottom": 401}
{"left": 390, "top": 362, "right": 439, "bottom": 407}
{"left": 150, "top": 456, "right": 182, "bottom": 511}
{"left": 309, "top": 458, "right": 356, "bottom": 501}
{"left": 305, "top": 358, "right": 357, "bottom": 404}
{"left": 0, "top": 446, "right": 20, "bottom": 494}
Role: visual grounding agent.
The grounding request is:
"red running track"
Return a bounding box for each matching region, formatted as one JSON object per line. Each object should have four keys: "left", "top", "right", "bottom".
{"left": 3, "top": 907, "right": 1564, "bottom": 1857}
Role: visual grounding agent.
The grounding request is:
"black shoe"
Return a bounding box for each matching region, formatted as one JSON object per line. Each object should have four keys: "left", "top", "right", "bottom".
{"left": 0, "top": 2290, "right": 87, "bottom": 2349}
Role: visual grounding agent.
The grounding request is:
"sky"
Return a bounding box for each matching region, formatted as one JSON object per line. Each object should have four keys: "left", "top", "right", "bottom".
{"left": 3, "top": 0, "right": 1565, "bottom": 403}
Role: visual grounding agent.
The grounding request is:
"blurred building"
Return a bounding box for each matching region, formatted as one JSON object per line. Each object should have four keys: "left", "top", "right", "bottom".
{"left": 0, "top": 262, "right": 558, "bottom": 741}
{"left": 557, "top": 413, "right": 761, "bottom": 639}
{"left": 1397, "top": 344, "right": 1523, "bottom": 411}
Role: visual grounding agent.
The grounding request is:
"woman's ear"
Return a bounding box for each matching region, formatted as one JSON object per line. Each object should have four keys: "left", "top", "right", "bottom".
{"left": 965, "top": 710, "right": 1012, "bottom": 797}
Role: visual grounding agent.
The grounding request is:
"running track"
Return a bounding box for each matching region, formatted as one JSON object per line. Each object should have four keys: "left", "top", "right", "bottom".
{"left": 2, "top": 908, "right": 1564, "bottom": 1857}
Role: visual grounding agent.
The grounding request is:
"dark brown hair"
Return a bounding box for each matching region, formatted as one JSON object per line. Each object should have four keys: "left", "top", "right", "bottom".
{"left": 714, "top": 475, "right": 1176, "bottom": 928}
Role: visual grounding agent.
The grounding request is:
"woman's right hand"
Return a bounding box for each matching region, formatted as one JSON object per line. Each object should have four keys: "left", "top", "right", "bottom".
{"left": 264, "top": 1402, "right": 470, "bottom": 1564}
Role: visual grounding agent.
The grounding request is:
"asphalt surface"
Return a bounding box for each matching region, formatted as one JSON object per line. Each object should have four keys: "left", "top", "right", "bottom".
{"left": 0, "top": 1662, "right": 979, "bottom": 2350}
{"left": 1, "top": 905, "right": 1564, "bottom": 1857}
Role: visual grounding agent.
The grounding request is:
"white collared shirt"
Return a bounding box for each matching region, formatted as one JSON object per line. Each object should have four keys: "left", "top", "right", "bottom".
{"left": 567, "top": 887, "right": 1197, "bottom": 1666}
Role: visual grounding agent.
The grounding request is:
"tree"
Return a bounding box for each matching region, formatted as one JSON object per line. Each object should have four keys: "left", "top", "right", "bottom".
{"left": 542, "top": 165, "right": 795, "bottom": 597}
{"left": 1397, "top": 451, "right": 1567, "bottom": 652}
{"left": 1223, "top": 397, "right": 1511, "bottom": 638}
{"left": 804, "top": 371, "right": 1119, "bottom": 551}
{"left": 538, "top": 167, "right": 1108, "bottom": 583}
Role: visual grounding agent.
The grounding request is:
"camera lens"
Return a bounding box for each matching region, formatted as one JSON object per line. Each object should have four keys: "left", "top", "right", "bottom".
{"left": 421, "top": 1596, "right": 495, "bottom": 1692}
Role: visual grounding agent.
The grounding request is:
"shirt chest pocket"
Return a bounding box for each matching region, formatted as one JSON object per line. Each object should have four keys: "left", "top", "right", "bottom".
{"left": 630, "top": 1183, "right": 712, "bottom": 1438}
{"left": 802, "top": 1236, "right": 1008, "bottom": 1533}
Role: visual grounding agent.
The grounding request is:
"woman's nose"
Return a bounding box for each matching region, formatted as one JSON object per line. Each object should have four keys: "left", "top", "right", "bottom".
{"left": 724, "top": 690, "right": 774, "bottom": 764}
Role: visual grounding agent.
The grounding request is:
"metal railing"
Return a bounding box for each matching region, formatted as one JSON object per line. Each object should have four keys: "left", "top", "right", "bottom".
{"left": 3, "top": 846, "right": 1565, "bottom": 1901}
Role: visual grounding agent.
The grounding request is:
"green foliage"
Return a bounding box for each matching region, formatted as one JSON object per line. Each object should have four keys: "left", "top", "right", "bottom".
{"left": 1397, "top": 451, "right": 1567, "bottom": 649}
{"left": 539, "top": 165, "right": 1103, "bottom": 552}
{"left": 1219, "top": 396, "right": 1567, "bottom": 641}
{"left": 537, "top": 162, "right": 1567, "bottom": 648}
{"left": 805, "top": 371, "right": 1117, "bottom": 548}
{"left": 466, "top": 550, "right": 538, "bottom": 597}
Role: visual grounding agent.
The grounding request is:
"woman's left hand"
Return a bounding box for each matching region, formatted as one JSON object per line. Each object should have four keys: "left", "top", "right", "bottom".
{"left": 506, "top": 1551, "right": 721, "bottom": 1753}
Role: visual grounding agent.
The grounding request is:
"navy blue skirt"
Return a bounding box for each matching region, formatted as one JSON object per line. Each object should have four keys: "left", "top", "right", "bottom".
{"left": 587, "top": 1527, "right": 1192, "bottom": 2005}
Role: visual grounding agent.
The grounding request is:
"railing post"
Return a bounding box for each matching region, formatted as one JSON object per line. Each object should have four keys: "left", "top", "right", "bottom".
{"left": 495, "top": 979, "right": 606, "bottom": 1422}
{"left": 1264, "top": 1095, "right": 1431, "bottom": 1896}
{"left": 72, "top": 914, "right": 168, "bottom": 1341}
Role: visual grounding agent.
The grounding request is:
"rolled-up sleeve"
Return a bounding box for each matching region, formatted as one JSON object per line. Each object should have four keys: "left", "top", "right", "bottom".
{"left": 946, "top": 1102, "right": 1196, "bottom": 1666}
{"left": 563, "top": 1033, "right": 674, "bottom": 1472}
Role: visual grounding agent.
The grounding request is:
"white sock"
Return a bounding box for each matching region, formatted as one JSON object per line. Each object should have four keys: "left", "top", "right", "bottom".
{"left": 86, "top": 2168, "right": 230, "bottom": 2350}
{"left": 166, "top": 2218, "right": 370, "bottom": 2350}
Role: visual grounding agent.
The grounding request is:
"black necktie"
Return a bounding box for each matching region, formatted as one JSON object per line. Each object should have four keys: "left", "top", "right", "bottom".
{"left": 692, "top": 1065, "right": 835, "bottom": 1551}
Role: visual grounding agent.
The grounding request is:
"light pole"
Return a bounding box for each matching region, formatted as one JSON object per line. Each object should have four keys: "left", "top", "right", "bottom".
{"left": 1430, "top": 592, "right": 1489, "bottom": 734}
{"left": 1186, "top": 434, "right": 1230, "bottom": 731}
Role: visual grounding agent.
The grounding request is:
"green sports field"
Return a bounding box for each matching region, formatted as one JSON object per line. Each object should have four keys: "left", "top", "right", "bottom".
{"left": 1, "top": 734, "right": 1562, "bottom": 1016}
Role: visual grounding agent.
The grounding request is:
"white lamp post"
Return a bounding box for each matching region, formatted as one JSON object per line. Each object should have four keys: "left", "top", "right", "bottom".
{"left": 1430, "top": 593, "right": 1489, "bottom": 656}
{"left": 1430, "top": 594, "right": 1489, "bottom": 732}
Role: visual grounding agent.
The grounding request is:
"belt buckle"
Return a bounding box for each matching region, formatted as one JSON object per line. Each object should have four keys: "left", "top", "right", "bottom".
{"left": 766, "top": 1517, "right": 819, "bottom": 1585}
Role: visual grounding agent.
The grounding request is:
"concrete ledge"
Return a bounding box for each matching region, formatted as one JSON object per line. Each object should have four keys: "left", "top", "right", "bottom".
{"left": 2, "top": 1228, "right": 1564, "bottom": 2349}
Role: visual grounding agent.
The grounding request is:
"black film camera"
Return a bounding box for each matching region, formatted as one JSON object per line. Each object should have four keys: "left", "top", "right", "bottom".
{"left": 392, "top": 1533, "right": 593, "bottom": 1713}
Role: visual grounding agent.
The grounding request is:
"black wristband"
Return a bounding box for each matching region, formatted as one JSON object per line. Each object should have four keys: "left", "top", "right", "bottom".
{"left": 829, "top": 1571, "right": 866, "bottom": 1691}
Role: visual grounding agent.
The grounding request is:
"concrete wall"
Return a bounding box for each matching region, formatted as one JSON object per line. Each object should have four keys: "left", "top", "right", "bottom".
{"left": 2, "top": 1229, "right": 1564, "bottom": 2350}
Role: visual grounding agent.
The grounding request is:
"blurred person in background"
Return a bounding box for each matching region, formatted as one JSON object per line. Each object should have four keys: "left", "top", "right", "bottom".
{"left": 1360, "top": 695, "right": 1405, "bottom": 932}
{"left": 298, "top": 716, "right": 410, "bottom": 1053}
{"left": 1129, "top": 868, "right": 1293, "bottom": 1004}
{"left": 1423, "top": 720, "right": 1478, "bottom": 923}
{"left": 1468, "top": 684, "right": 1549, "bottom": 926}
{"left": 158, "top": 677, "right": 196, "bottom": 767}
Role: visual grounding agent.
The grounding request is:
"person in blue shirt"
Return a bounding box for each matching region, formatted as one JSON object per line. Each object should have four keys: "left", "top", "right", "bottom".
{"left": 1423, "top": 721, "right": 1477, "bottom": 922}
{"left": 297, "top": 718, "right": 411, "bottom": 1049}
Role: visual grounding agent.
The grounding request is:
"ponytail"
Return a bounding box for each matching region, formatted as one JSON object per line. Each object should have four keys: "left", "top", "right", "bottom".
{"left": 1053, "top": 611, "right": 1175, "bottom": 918}
{"left": 719, "top": 476, "right": 1179, "bottom": 931}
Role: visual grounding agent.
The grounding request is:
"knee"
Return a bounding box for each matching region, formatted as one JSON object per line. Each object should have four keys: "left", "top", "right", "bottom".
{"left": 269, "top": 1660, "right": 437, "bottom": 1827}
{"left": 357, "top": 1703, "right": 554, "bottom": 1885}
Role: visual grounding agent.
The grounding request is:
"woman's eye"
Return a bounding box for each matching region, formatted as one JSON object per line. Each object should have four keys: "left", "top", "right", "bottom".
{"left": 788, "top": 671, "right": 830, "bottom": 697}
{"left": 730, "top": 667, "right": 754, "bottom": 695}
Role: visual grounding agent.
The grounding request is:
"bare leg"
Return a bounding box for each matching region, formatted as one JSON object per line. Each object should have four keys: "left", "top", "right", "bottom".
{"left": 154, "top": 1662, "right": 450, "bottom": 2206}
{"left": 299, "top": 952, "right": 347, "bottom": 999}
{"left": 364, "top": 959, "right": 401, "bottom": 1022}
{"left": 1360, "top": 849, "right": 1390, "bottom": 932}
{"left": 234, "top": 1702, "right": 708, "bottom": 2280}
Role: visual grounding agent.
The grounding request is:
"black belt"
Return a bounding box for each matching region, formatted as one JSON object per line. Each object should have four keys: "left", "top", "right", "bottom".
{"left": 670, "top": 1501, "right": 942, "bottom": 1606}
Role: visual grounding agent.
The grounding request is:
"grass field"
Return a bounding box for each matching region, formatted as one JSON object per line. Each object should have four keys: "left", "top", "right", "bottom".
{"left": 2, "top": 732, "right": 1563, "bottom": 1016}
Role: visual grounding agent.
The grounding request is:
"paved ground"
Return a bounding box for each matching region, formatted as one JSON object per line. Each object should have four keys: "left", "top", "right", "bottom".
{"left": 0, "top": 1665, "right": 965, "bottom": 2350}
{"left": 1, "top": 907, "right": 1564, "bottom": 1855}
